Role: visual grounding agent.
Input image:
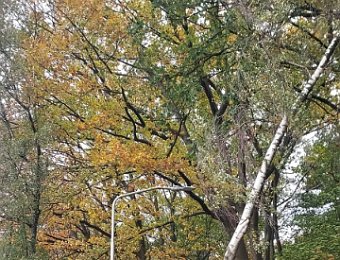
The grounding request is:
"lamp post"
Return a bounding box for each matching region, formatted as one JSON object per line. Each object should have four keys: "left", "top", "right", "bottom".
{"left": 110, "top": 185, "right": 195, "bottom": 260}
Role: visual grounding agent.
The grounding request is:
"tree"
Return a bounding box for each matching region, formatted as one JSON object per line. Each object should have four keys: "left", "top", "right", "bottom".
{"left": 280, "top": 127, "right": 340, "bottom": 260}
{"left": 0, "top": 1, "right": 50, "bottom": 258}
{"left": 225, "top": 34, "right": 339, "bottom": 259}
{"left": 11, "top": 0, "right": 340, "bottom": 259}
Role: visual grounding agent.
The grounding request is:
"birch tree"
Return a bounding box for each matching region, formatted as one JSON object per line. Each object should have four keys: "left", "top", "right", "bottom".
{"left": 225, "top": 34, "right": 340, "bottom": 260}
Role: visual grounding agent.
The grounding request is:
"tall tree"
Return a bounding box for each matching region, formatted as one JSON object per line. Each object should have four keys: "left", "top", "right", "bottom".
{"left": 0, "top": 0, "right": 50, "bottom": 258}
{"left": 17, "top": 0, "right": 340, "bottom": 259}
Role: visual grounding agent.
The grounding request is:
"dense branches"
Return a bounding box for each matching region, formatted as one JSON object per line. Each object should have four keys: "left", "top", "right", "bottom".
{"left": 1, "top": 0, "right": 339, "bottom": 259}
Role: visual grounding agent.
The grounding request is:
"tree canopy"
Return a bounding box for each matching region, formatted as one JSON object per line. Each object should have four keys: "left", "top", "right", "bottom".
{"left": 0, "top": 0, "right": 339, "bottom": 259}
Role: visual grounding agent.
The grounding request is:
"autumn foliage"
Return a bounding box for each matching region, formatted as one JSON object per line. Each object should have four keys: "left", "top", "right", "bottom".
{"left": 0, "top": 0, "right": 339, "bottom": 259}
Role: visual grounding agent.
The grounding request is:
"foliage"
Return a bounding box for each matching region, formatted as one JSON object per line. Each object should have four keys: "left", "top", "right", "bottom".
{"left": 0, "top": 225, "right": 49, "bottom": 260}
{"left": 0, "top": 0, "right": 52, "bottom": 258}
{"left": 0, "top": 0, "right": 339, "bottom": 259}
{"left": 281, "top": 129, "right": 340, "bottom": 259}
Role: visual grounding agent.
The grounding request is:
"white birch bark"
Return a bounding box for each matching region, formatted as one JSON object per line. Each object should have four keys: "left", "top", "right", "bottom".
{"left": 294, "top": 34, "right": 340, "bottom": 112}
{"left": 224, "top": 34, "right": 339, "bottom": 260}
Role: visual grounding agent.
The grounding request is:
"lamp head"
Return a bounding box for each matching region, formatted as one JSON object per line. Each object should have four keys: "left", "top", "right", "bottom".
{"left": 171, "top": 186, "right": 195, "bottom": 191}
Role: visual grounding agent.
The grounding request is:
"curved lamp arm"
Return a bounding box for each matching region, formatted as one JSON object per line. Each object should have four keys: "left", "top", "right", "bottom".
{"left": 110, "top": 185, "right": 195, "bottom": 260}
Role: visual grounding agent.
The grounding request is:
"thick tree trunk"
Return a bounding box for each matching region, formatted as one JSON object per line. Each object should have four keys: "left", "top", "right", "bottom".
{"left": 224, "top": 115, "right": 288, "bottom": 260}
{"left": 215, "top": 207, "right": 249, "bottom": 260}
{"left": 235, "top": 239, "right": 249, "bottom": 260}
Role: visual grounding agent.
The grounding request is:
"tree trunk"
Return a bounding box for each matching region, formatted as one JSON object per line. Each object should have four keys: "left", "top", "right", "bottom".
{"left": 235, "top": 239, "right": 249, "bottom": 260}
{"left": 251, "top": 208, "right": 263, "bottom": 260}
{"left": 136, "top": 219, "right": 147, "bottom": 260}
{"left": 224, "top": 115, "right": 288, "bottom": 260}
{"left": 30, "top": 197, "right": 41, "bottom": 254}
{"left": 264, "top": 208, "right": 274, "bottom": 260}
{"left": 215, "top": 207, "right": 249, "bottom": 260}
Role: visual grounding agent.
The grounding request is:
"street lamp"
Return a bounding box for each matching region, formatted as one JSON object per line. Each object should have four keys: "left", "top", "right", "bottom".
{"left": 110, "top": 185, "right": 195, "bottom": 260}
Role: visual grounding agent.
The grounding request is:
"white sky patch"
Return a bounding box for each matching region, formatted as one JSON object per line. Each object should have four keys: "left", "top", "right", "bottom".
{"left": 278, "top": 130, "right": 318, "bottom": 241}
{"left": 330, "top": 88, "right": 340, "bottom": 96}
{"left": 197, "top": 16, "right": 206, "bottom": 26}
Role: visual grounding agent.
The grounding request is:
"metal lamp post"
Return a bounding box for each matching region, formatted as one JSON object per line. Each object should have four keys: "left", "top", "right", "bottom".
{"left": 110, "top": 185, "right": 195, "bottom": 260}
